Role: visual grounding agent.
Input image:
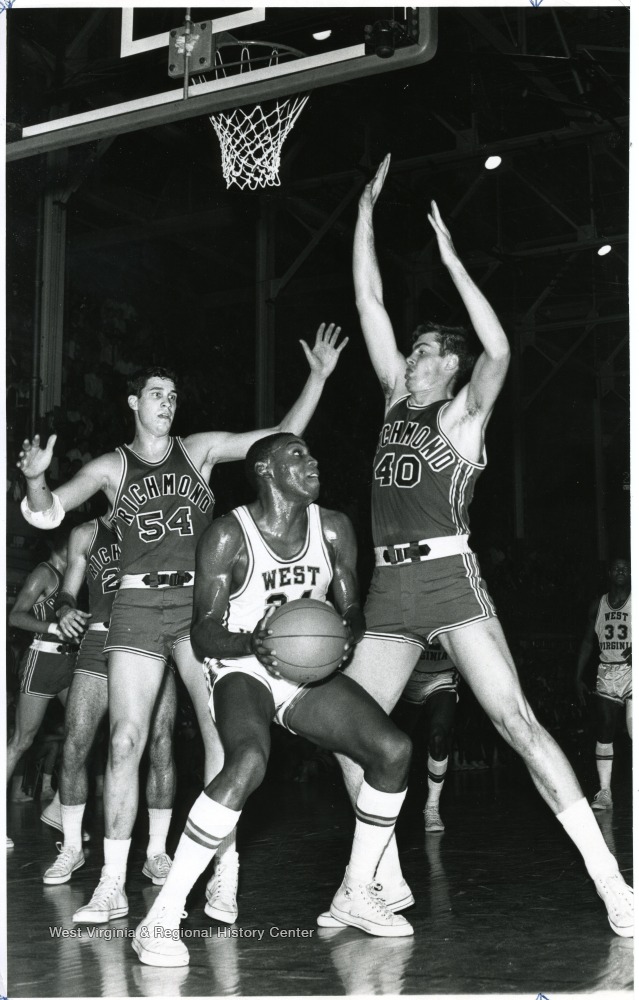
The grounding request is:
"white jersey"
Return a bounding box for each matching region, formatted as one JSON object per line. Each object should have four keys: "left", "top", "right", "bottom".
{"left": 595, "top": 593, "right": 632, "bottom": 666}
{"left": 224, "top": 504, "right": 334, "bottom": 637}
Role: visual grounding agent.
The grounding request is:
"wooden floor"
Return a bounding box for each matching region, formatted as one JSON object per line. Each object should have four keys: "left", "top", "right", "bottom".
{"left": 5, "top": 738, "right": 634, "bottom": 997}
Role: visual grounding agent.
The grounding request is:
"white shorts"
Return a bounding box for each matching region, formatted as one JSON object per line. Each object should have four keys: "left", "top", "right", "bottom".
{"left": 203, "top": 656, "right": 312, "bottom": 733}
{"left": 401, "top": 666, "right": 459, "bottom": 706}
{"left": 596, "top": 662, "right": 632, "bottom": 705}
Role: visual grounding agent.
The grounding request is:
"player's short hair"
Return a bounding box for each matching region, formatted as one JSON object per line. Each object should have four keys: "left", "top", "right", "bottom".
{"left": 127, "top": 366, "right": 179, "bottom": 398}
{"left": 609, "top": 556, "right": 631, "bottom": 570}
{"left": 245, "top": 433, "right": 297, "bottom": 490}
{"left": 412, "top": 322, "right": 481, "bottom": 392}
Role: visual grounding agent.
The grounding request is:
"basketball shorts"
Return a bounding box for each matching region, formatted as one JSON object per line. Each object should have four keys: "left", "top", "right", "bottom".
{"left": 596, "top": 662, "right": 632, "bottom": 705}
{"left": 402, "top": 666, "right": 459, "bottom": 706}
{"left": 19, "top": 643, "right": 76, "bottom": 699}
{"left": 204, "top": 657, "right": 313, "bottom": 734}
{"left": 105, "top": 587, "right": 193, "bottom": 664}
{"left": 74, "top": 626, "right": 109, "bottom": 680}
{"left": 364, "top": 552, "right": 496, "bottom": 645}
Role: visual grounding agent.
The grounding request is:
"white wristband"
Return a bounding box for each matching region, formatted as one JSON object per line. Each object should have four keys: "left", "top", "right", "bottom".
{"left": 20, "top": 491, "right": 65, "bottom": 529}
{"left": 48, "top": 623, "right": 62, "bottom": 637}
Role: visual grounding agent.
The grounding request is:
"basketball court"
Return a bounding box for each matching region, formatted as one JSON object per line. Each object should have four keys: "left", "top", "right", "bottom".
{"left": 4, "top": 4, "right": 632, "bottom": 998}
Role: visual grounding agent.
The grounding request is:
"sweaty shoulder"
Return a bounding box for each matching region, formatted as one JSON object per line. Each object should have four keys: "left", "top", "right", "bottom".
{"left": 319, "top": 507, "right": 354, "bottom": 543}
{"left": 197, "top": 512, "right": 245, "bottom": 563}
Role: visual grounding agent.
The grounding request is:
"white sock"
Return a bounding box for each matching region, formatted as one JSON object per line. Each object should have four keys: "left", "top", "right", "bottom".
{"left": 556, "top": 797, "right": 618, "bottom": 879}
{"left": 147, "top": 808, "right": 172, "bottom": 858}
{"left": 103, "top": 838, "right": 131, "bottom": 880}
{"left": 595, "top": 742, "right": 613, "bottom": 791}
{"left": 347, "top": 781, "right": 406, "bottom": 886}
{"left": 426, "top": 755, "right": 448, "bottom": 808}
{"left": 216, "top": 829, "right": 237, "bottom": 863}
{"left": 375, "top": 834, "right": 403, "bottom": 884}
{"left": 61, "top": 803, "right": 86, "bottom": 851}
{"left": 160, "top": 794, "right": 241, "bottom": 910}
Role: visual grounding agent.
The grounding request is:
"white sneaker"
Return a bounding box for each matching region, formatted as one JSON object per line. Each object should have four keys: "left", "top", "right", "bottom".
{"left": 328, "top": 877, "right": 414, "bottom": 937}
{"left": 72, "top": 869, "right": 128, "bottom": 923}
{"left": 593, "top": 871, "right": 634, "bottom": 937}
{"left": 424, "top": 804, "right": 445, "bottom": 833}
{"left": 142, "top": 852, "right": 172, "bottom": 886}
{"left": 43, "top": 843, "right": 85, "bottom": 885}
{"left": 317, "top": 876, "right": 414, "bottom": 927}
{"left": 591, "top": 789, "right": 613, "bottom": 811}
{"left": 132, "top": 900, "right": 189, "bottom": 967}
{"left": 204, "top": 850, "right": 239, "bottom": 924}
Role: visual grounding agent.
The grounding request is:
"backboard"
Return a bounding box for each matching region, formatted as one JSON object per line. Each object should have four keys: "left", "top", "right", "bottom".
{"left": 8, "top": 7, "right": 437, "bottom": 161}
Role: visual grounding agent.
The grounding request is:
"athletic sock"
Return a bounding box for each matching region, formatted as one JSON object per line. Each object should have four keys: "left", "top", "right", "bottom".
{"left": 346, "top": 781, "right": 407, "bottom": 886}
{"left": 103, "top": 838, "right": 132, "bottom": 880}
{"left": 426, "top": 755, "right": 448, "bottom": 808}
{"left": 61, "top": 803, "right": 86, "bottom": 851}
{"left": 159, "top": 793, "right": 241, "bottom": 910}
{"left": 556, "top": 797, "right": 618, "bottom": 879}
{"left": 595, "top": 742, "right": 613, "bottom": 791}
{"left": 147, "top": 807, "right": 172, "bottom": 858}
{"left": 215, "top": 829, "right": 237, "bottom": 864}
{"left": 375, "top": 833, "right": 403, "bottom": 885}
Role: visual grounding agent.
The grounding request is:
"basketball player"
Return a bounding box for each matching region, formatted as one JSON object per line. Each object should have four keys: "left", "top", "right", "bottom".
{"left": 575, "top": 558, "right": 632, "bottom": 811}
{"left": 330, "top": 153, "right": 633, "bottom": 937}
{"left": 41, "top": 516, "right": 177, "bottom": 887}
{"left": 7, "top": 529, "right": 75, "bottom": 848}
{"left": 391, "top": 642, "right": 458, "bottom": 833}
{"left": 132, "top": 432, "right": 413, "bottom": 967}
{"left": 16, "top": 324, "right": 346, "bottom": 923}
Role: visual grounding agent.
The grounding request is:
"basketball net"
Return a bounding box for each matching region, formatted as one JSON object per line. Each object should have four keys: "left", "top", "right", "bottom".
{"left": 209, "top": 94, "right": 309, "bottom": 190}
{"left": 201, "top": 42, "right": 309, "bottom": 191}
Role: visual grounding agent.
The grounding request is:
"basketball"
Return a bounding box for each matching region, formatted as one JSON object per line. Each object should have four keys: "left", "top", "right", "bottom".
{"left": 261, "top": 599, "right": 348, "bottom": 683}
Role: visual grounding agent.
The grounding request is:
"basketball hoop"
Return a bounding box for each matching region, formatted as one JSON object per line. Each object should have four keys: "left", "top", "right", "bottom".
{"left": 198, "top": 42, "right": 309, "bottom": 191}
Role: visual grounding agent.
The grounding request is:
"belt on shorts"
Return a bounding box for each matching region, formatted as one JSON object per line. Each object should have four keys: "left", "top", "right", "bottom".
{"left": 374, "top": 534, "right": 471, "bottom": 567}
{"left": 119, "top": 571, "right": 194, "bottom": 589}
{"left": 31, "top": 638, "right": 74, "bottom": 654}
{"left": 87, "top": 622, "right": 110, "bottom": 632}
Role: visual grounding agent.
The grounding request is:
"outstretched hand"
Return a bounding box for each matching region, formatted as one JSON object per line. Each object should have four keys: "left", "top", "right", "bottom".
{"left": 428, "top": 201, "right": 459, "bottom": 269}
{"left": 16, "top": 434, "right": 57, "bottom": 480}
{"left": 300, "top": 323, "right": 348, "bottom": 381}
{"left": 359, "top": 153, "right": 391, "bottom": 214}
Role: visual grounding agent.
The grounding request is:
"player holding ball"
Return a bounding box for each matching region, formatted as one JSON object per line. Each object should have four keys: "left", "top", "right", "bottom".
{"left": 133, "top": 432, "right": 414, "bottom": 967}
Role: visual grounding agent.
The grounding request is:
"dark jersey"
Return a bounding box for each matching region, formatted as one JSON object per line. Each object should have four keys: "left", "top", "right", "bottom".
{"left": 111, "top": 437, "right": 214, "bottom": 575}
{"left": 86, "top": 517, "right": 121, "bottom": 624}
{"left": 32, "top": 562, "right": 63, "bottom": 643}
{"left": 372, "top": 396, "right": 485, "bottom": 547}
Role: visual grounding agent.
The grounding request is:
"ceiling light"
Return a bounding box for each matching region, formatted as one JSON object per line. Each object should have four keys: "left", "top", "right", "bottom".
{"left": 484, "top": 156, "right": 502, "bottom": 170}
{"left": 312, "top": 29, "right": 332, "bottom": 41}
{"left": 597, "top": 244, "right": 612, "bottom": 256}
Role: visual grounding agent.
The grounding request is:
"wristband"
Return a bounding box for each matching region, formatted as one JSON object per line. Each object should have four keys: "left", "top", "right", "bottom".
{"left": 20, "top": 491, "right": 65, "bottom": 529}
{"left": 48, "top": 623, "right": 62, "bottom": 636}
{"left": 54, "top": 591, "right": 77, "bottom": 613}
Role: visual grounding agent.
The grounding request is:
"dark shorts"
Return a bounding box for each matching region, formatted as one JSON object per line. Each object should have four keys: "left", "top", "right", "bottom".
{"left": 364, "top": 552, "right": 496, "bottom": 646}
{"left": 104, "top": 587, "right": 193, "bottom": 664}
{"left": 74, "top": 627, "right": 109, "bottom": 680}
{"left": 19, "top": 645, "right": 76, "bottom": 699}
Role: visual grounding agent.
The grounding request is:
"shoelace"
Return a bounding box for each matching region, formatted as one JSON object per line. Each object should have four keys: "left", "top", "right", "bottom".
{"left": 150, "top": 854, "right": 171, "bottom": 876}
{"left": 89, "top": 875, "right": 121, "bottom": 906}
{"left": 49, "top": 844, "right": 79, "bottom": 870}
{"left": 601, "top": 874, "right": 634, "bottom": 914}
{"left": 210, "top": 860, "right": 239, "bottom": 902}
{"left": 363, "top": 883, "right": 396, "bottom": 920}
{"left": 150, "top": 905, "right": 187, "bottom": 929}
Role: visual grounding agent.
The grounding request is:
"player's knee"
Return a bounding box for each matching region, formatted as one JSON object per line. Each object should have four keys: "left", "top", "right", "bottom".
{"left": 148, "top": 728, "right": 174, "bottom": 768}
{"left": 62, "top": 731, "right": 91, "bottom": 769}
{"left": 10, "top": 729, "right": 37, "bottom": 754}
{"left": 495, "top": 705, "right": 539, "bottom": 754}
{"left": 377, "top": 728, "right": 412, "bottom": 781}
{"left": 429, "top": 728, "right": 448, "bottom": 761}
{"left": 109, "top": 722, "right": 146, "bottom": 766}
{"left": 220, "top": 742, "right": 269, "bottom": 797}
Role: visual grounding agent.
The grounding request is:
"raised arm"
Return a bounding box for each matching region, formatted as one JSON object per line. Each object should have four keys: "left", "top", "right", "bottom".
{"left": 56, "top": 523, "right": 93, "bottom": 641}
{"left": 321, "top": 509, "right": 366, "bottom": 647}
{"left": 353, "top": 154, "right": 407, "bottom": 404}
{"left": 429, "top": 201, "right": 510, "bottom": 430}
{"left": 575, "top": 597, "right": 599, "bottom": 705}
{"left": 17, "top": 435, "right": 117, "bottom": 526}
{"left": 9, "top": 563, "right": 63, "bottom": 639}
{"left": 185, "top": 323, "right": 347, "bottom": 469}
